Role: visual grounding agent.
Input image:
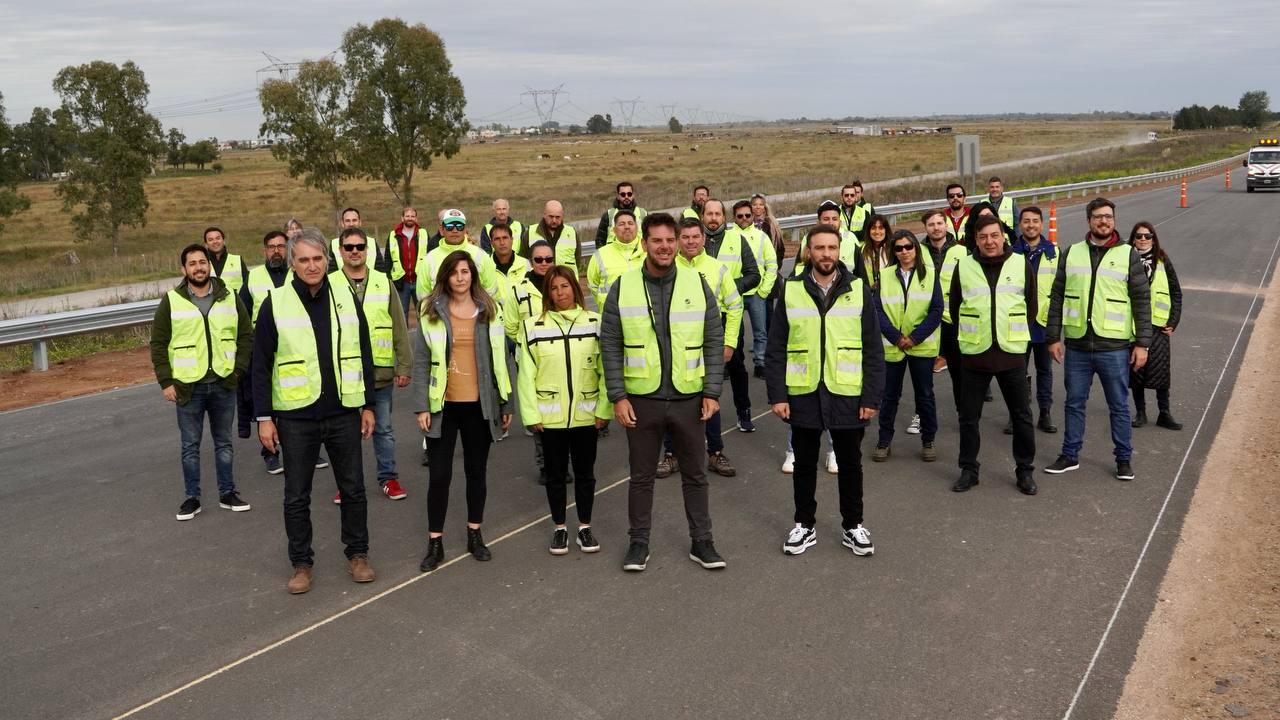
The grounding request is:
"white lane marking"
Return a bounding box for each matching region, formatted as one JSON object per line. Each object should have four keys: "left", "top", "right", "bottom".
{"left": 1060, "top": 231, "right": 1280, "bottom": 720}
{"left": 112, "top": 408, "right": 777, "bottom": 719}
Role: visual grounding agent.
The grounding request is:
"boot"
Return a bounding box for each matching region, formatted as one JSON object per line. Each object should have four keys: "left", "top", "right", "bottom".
{"left": 419, "top": 537, "right": 444, "bottom": 572}
{"left": 1131, "top": 408, "right": 1148, "bottom": 428}
{"left": 1156, "top": 411, "right": 1183, "bottom": 431}
{"left": 1037, "top": 409, "right": 1058, "bottom": 434}
{"left": 467, "top": 527, "right": 492, "bottom": 561}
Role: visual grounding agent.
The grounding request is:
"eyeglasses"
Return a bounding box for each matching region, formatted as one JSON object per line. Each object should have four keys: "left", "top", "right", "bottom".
{"left": 266, "top": 244, "right": 287, "bottom": 251}
{"left": 342, "top": 243, "right": 366, "bottom": 252}
{"left": 893, "top": 244, "right": 915, "bottom": 253}
{"left": 618, "top": 192, "right": 634, "bottom": 198}
{"left": 1133, "top": 232, "right": 1153, "bottom": 239}
{"left": 1090, "top": 214, "right": 1114, "bottom": 221}
{"left": 947, "top": 192, "right": 965, "bottom": 199}
{"left": 532, "top": 256, "right": 555, "bottom": 264}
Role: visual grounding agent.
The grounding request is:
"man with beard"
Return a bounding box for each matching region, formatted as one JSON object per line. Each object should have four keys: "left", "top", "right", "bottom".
{"left": 387, "top": 206, "right": 432, "bottom": 320}
{"left": 204, "top": 227, "right": 248, "bottom": 293}
{"left": 526, "top": 200, "right": 578, "bottom": 270}
{"left": 700, "top": 199, "right": 760, "bottom": 435}
{"left": 595, "top": 181, "right": 647, "bottom": 247}
{"left": 766, "top": 226, "right": 883, "bottom": 557}
{"left": 838, "top": 181, "right": 876, "bottom": 240}
{"left": 151, "top": 244, "right": 253, "bottom": 520}
{"left": 683, "top": 185, "right": 710, "bottom": 220}
{"left": 330, "top": 208, "right": 385, "bottom": 273}
{"left": 943, "top": 183, "right": 971, "bottom": 242}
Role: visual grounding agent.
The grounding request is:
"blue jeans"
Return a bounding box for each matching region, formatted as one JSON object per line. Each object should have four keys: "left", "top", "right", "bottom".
{"left": 176, "top": 382, "right": 236, "bottom": 498}
{"left": 372, "top": 384, "right": 397, "bottom": 483}
{"left": 397, "top": 281, "right": 417, "bottom": 321}
{"left": 744, "top": 294, "right": 768, "bottom": 368}
{"left": 1063, "top": 347, "right": 1132, "bottom": 462}
{"left": 878, "top": 355, "right": 938, "bottom": 445}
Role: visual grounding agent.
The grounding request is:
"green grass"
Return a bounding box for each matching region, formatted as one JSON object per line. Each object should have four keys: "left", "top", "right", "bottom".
{"left": 0, "top": 326, "right": 151, "bottom": 372}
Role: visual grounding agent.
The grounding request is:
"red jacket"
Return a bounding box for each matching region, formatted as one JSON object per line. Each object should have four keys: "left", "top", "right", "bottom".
{"left": 395, "top": 223, "right": 421, "bottom": 282}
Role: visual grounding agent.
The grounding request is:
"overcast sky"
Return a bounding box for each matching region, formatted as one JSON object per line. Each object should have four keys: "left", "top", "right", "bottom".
{"left": 2, "top": 0, "right": 1277, "bottom": 139}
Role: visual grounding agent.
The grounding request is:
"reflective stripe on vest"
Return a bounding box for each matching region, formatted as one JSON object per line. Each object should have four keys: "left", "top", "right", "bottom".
{"left": 955, "top": 254, "right": 1030, "bottom": 355}
{"left": 708, "top": 231, "right": 743, "bottom": 281}
{"left": 616, "top": 266, "right": 707, "bottom": 395}
{"left": 210, "top": 253, "right": 244, "bottom": 293}
{"left": 1151, "top": 260, "right": 1171, "bottom": 327}
{"left": 247, "top": 265, "right": 291, "bottom": 326}
{"left": 269, "top": 282, "right": 365, "bottom": 411}
{"left": 993, "top": 196, "right": 1015, "bottom": 227}
{"left": 485, "top": 220, "right": 525, "bottom": 254}
{"left": 1032, "top": 248, "right": 1058, "bottom": 327}
{"left": 782, "top": 277, "right": 864, "bottom": 396}
{"left": 604, "top": 207, "right": 647, "bottom": 245}
{"left": 877, "top": 266, "right": 940, "bottom": 362}
{"left": 1062, "top": 242, "right": 1135, "bottom": 341}
{"left": 330, "top": 268, "right": 396, "bottom": 368}
{"left": 517, "top": 311, "right": 606, "bottom": 428}
{"left": 167, "top": 289, "right": 239, "bottom": 383}
{"left": 937, "top": 244, "right": 968, "bottom": 324}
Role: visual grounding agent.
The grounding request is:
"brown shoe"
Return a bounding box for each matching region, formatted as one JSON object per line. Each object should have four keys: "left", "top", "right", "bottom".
{"left": 287, "top": 566, "right": 313, "bottom": 594}
{"left": 347, "top": 555, "right": 375, "bottom": 583}
{"left": 707, "top": 452, "right": 736, "bottom": 477}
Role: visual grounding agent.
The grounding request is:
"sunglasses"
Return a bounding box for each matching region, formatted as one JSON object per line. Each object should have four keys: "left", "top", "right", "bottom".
{"left": 618, "top": 192, "right": 634, "bottom": 198}
{"left": 735, "top": 213, "right": 753, "bottom": 219}
{"left": 342, "top": 243, "right": 366, "bottom": 252}
{"left": 947, "top": 192, "right": 965, "bottom": 199}
{"left": 443, "top": 222, "right": 466, "bottom": 230}
{"left": 1133, "top": 232, "right": 1153, "bottom": 239}
{"left": 893, "top": 244, "right": 915, "bottom": 252}
{"left": 532, "top": 256, "right": 555, "bottom": 264}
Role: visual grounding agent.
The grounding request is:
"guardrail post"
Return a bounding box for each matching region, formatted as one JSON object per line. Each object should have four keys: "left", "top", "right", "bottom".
{"left": 32, "top": 339, "right": 49, "bottom": 372}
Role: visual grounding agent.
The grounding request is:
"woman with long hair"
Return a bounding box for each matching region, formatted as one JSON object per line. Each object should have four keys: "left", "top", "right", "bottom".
{"left": 413, "top": 251, "right": 513, "bottom": 572}
{"left": 751, "top": 193, "right": 786, "bottom": 333}
{"left": 859, "top": 214, "right": 893, "bottom": 288}
{"left": 1128, "top": 222, "right": 1183, "bottom": 430}
{"left": 517, "top": 266, "right": 611, "bottom": 555}
{"left": 872, "top": 230, "right": 943, "bottom": 463}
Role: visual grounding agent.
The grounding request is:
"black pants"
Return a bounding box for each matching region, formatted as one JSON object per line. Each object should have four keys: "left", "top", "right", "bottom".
{"left": 941, "top": 323, "right": 963, "bottom": 416}
{"left": 426, "top": 401, "right": 493, "bottom": 533}
{"left": 958, "top": 365, "right": 1035, "bottom": 476}
{"left": 726, "top": 325, "right": 751, "bottom": 417}
{"left": 792, "top": 426, "right": 865, "bottom": 529}
{"left": 278, "top": 412, "right": 368, "bottom": 567}
{"left": 1133, "top": 386, "right": 1171, "bottom": 413}
{"left": 236, "top": 371, "right": 253, "bottom": 437}
{"left": 625, "top": 395, "right": 712, "bottom": 543}
{"left": 541, "top": 425, "right": 598, "bottom": 525}
{"left": 1026, "top": 341, "right": 1054, "bottom": 411}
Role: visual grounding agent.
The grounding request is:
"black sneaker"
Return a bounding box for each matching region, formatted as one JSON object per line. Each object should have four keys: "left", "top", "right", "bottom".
{"left": 753, "top": 365, "right": 766, "bottom": 379}
{"left": 549, "top": 528, "right": 569, "bottom": 556}
{"left": 1116, "top": 460, "right": 1135, "bottom": 481}
{"left": 315, "top": 453, "right": 330, "bottom": 470}
{"left": 176, "top": 498, "right": 201, "bottom": 521}
{"left": 689, "top": 539, "right": 726, "bottom": 569}
{"left": 736, "top": 410, "right": 756, "bottom": 433}
{"left": 219, "top": 491, "right": 251, "bottom": 512}
{"left": 576, "top": 527, "right": 600, "bottom": 553}
{"left": 841, "top": 525, "right": 874, "bottom": 556}
{"left": 622, "top": 541, "right": 650, "bottom": 572}
{"left": 264, "top": 453, "right": 283, "bottom": 475}
{"left": 782, "top": 524, "right": 817, "bottom": 555}
{"left": 1043, "top": 455, "right": 1080, "bottom": 474}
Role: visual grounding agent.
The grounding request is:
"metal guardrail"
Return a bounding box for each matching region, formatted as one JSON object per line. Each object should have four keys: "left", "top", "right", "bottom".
{"left": 0, "top": 152, "right": 1246, "bottom": 372}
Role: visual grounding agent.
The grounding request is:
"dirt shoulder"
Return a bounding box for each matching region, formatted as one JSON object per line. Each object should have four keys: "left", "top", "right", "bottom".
{"left": 0, "top": 346, "right": 153, "bottom": 412}
{"left": 1112, "top": 283, "right": 1280, "bottom": 719}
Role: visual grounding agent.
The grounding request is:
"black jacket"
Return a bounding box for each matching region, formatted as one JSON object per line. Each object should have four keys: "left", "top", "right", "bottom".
{"left": 764, "top": 264, "right": 885, "bottom": 430}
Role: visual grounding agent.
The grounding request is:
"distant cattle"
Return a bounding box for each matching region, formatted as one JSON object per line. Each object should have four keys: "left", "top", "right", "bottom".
{"left": 630, "top": 149, "right": 638, "bottom": 154}
{"left": 671, "top": 144, "right": 679, "bottom": 150}
{"left": 538, "top": 153, "right": 551, "bottom": 160}
{"left": 730, "top": 144, "right": 741, "bottom": 150}
{"left": 689, "top": 147, "right": 698, "bottom": 153}
{"left": 563, "top": 155, "right": 572, "bottom": 160}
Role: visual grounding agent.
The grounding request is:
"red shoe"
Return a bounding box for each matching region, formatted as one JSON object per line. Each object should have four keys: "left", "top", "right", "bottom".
{"left": 332, "top": 491, "right": 341, "bottom": 505}
{"left": 381, "top": 479, "right": 407, "bottom": 500}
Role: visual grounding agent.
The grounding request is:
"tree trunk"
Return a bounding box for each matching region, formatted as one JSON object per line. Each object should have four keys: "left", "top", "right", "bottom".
{"left": 111, "top": 226, "right": 120, "bottom": 257}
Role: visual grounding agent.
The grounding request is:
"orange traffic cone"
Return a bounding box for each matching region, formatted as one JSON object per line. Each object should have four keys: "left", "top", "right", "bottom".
{"left": 1225, "top": 169, "right": 1231, "bottom": 189}
{"left": 1179, "top": 179, "right": 1188, "bottom": 208}
{"left": 1048, "top": 201, "right": 1058, "bottom": 245}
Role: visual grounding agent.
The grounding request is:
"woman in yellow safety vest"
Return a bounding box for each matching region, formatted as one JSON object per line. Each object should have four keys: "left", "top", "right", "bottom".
{"left": 859, "top": 215, "right": 893, "bottom": 289}
{"left": 412, "top": 251, "right": 513, "bottom": 573}
{"left": 517, "top": 265, "right": 612, "bottom": 556}
{"left": 1127, "top": 222, "right": 1183, "bottom": 430}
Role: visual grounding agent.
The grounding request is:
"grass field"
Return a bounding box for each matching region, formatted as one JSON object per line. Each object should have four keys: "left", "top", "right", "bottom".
{"left": 1, "top": 119, "right": 1248, "bottom": 301}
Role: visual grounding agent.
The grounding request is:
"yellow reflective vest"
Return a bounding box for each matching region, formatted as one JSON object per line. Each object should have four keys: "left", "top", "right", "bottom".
{"left": 416, "top": 240, "right": 500, "bottom": 301}
{"left": 1061, "top": 242, "right": 1135, "bottom": 342}
{"left": 269, "top": 281, "right": 365, "bottom": 411}
{"left": 502, "top": 272, "right": 546, "bottom": 341}
{"left": 330, "top": 268, "right": 395, "bottom": 368}
{"left": 727, "top": 224, "right": 778, "bottom": 298}
{"left": 955, "top": 254, "right": 1030, "bottom": 355}
{"left": 211, "top": 253, "right": 245, "bottom": 293}
{"left": 516, "top": 308, "right": 612, "bottom": 428}
{"left": 878, "top": 266, "right": 940, "bottom": 361}
{"left": 677, "top": 251, "right": 742, "bottom": 348}
{"left": 246, "top": 265, "right": 291, "bottom": 326}
{"left": 166, "top": 288, "right": 239, "bottom": 383}
{"left": 782, "top": 276, "right": 865, "bottom": 396}
{"left": 587, "top": 239, "right": 646, "bottom": 310}
{"left": 604, "top": 207, "right": 647, "bottom": 245}
{"left": 1150, "top": 260, "right": 1171, "bottom": 327}
{"left": 527, "top": 223, "right": 579, "bottom": 272}
{"left": 616, "top": 266, "right": 708, "bottom": 396}
{"left": 795, "top": 229, "right": 861, "bottom": 276}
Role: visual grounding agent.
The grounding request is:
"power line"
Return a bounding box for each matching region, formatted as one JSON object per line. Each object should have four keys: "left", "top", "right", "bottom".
{"left": 521, "top": 85, "right": 564, "bottom": 126}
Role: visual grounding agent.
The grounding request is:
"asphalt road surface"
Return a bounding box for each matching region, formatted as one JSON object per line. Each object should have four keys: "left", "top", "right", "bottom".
{"left": 2, "top": 174, "right": 1276, "bottom": 720}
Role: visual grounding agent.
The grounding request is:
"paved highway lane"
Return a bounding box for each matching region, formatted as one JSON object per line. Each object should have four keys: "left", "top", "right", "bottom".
{"left": 1, "top": 174, "right": 1275, "bottom": 719}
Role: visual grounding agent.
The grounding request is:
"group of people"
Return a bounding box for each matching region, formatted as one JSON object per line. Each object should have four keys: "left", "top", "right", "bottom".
{"left": 149, "top": 176, "right": 1183, "bottom": 593}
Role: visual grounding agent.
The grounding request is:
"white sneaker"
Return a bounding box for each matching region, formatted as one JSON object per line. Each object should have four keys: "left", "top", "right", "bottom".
{"left": 841, "top": 524, "right": 874, "bottom": 556}
{"left": 781, "top": 451, "right": 795, "bottom": 474}
{"left": 782, "top": 524, "right": 817, "bottom": 555}
{"left": 826, "top": 451, "right": 839, "bottom": 474}
{"left": 906, "top": 414, "right": 921, "bottom": 434}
